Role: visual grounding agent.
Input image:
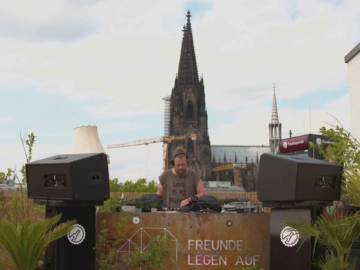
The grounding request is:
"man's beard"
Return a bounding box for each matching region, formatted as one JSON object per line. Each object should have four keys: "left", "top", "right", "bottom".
{"left": 176, "top": 168, "right": 186, "bottom": 177}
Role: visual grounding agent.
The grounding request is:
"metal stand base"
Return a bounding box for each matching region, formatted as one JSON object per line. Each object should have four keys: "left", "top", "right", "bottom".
{"left": 270, "top": 208, "right": 312, "bottom": 270}
{"left": 44, "top": 204, "right": 96, "bottom": 270}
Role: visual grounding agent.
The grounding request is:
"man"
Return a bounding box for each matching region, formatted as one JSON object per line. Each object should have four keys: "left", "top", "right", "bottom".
{"left": 157, "top": 146, "right": 206, "bottom": 209}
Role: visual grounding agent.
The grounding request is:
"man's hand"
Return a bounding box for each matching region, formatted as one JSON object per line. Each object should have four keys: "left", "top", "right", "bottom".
{"left": 180, "top": 197, "right": 192, "bottom": 208}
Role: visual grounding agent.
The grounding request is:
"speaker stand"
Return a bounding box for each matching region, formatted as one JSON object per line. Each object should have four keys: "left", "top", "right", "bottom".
{"left": 44, "top": 202, "right": 96, "bottom": 270}
{"left": 270, "top": 208, "right": 312, "bottom": 270}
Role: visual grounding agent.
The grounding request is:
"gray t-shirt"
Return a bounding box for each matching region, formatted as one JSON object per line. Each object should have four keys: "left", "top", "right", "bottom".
{"left": 159, "top": 169, "right": 200, "bottom": 209}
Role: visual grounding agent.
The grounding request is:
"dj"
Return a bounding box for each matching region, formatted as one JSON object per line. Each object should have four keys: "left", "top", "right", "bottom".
{"left": 157, "top": 146, "right": 206, "bottom": 209}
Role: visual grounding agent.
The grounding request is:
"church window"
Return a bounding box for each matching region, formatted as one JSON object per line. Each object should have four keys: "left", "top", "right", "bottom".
{"left": 186, "top": 100, "right": 194, "bottom": 120}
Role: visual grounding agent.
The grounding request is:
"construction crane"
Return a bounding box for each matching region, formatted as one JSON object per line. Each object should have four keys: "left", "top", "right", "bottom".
{"left": 107, "top": 134, "right": 197, "bottom": 170}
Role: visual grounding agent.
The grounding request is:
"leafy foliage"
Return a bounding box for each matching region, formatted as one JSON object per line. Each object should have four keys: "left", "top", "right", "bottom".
{"left": 240, "top": 267, "right": 262, "bottom": 270}
{"left": 0, "top": 132, "right": 43, "bottom": 227}
{"left": 0, "top": 172, "right": 5, "bottom": 184}
{"left": 98, "top": 197, "right": 123, "bottom": 213}
{"left": 316, "top": 126, "right": 360, "bottom": 168}
{"left": 292, "top": 126, "right": 360, "bottom": 269}
{"left": 0, "top": 191, "right": 44, "bottom": 225}
{"left": 289, "top": 208, "right": 360, "bottom": 270}
{"left": 97, "top": 220, "right": 117, "bottom": 270}
{"left": 314, "top": 126, "right": 360, "bottom": 206}
{"left": 0, "top": 214, "right": 75, "bottom": 270}
{"left": 20, "top": 132, "right": 36, "bottom": 187}
{"left": 0, "top": 132, "right": 36, "bottom": 188}
{"left": 110, "top": 178, "right": 157, "bottom": 193}
{"left": 97, "top": 215, "right": 132, "bottom": 270}
{"left": 127, "top": 235, "right": 173, "bottom": 269}
{"left": 0, "top": 169, "right": 15, "bottom": 184}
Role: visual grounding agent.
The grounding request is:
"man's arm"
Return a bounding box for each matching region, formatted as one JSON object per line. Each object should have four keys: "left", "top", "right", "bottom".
{"left": 180, "top": 178, "right": 207, "bottom": 207}
{"left": 157, "top": 183, "right": 164, "bottom": 196}
{"left": 196, "top": 179, "right": 206, "bottom": 198}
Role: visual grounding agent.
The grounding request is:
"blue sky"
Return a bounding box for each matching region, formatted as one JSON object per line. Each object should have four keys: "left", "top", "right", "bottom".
{"left": 280, "top": 87, "right": 349, "bottom": 109}
{"left": 0, "top": 0, "right": 358, "bottom": 180}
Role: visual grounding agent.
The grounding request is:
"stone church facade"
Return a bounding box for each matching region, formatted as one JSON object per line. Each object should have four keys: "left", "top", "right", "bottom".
{"left": 167, "top": 11, "right": 212, "bottom": 180}
{"left": 166, "top": 11, "right": 277, "bottom": 190}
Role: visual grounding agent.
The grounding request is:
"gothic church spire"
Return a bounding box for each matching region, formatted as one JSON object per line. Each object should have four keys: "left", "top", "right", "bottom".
{"left": 177, "top": 10, "right": 199, "bottom": 85}
{"left": 271, "top": 84, "right": 280, "bottom": 124}
{"left": 269, "top": 83, "right": 282, "bottom": 154}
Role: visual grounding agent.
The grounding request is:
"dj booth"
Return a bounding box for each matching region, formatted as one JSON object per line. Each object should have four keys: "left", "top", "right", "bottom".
{"left": 26, "top": 152, "right": 343, "bottom": 270}
{"left": 97, "top": 211, "right": 270, "bottom": 270}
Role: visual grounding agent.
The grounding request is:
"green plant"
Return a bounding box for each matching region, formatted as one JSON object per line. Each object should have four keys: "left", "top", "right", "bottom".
{"left": 98, "top": 197, "right": 123, "bottom": 213}
{"left": 0, "top": 169, "right": 15, "bottom": 184}
{"left": 313, "top": 126, "right": 360, "bottom": 205}
{"left": 19, "top": 132, "right": 36, "bottom": 187}
{"left": 241, "top": 266, "right": 262, "bottom": 270}
{"left": 0, "top": 132, "right": 36, "bottom": 188}
{"left": 0, "top": 214, "right": 75, "bottom": 270}
{"left": 97, "top": 220, "right": 117, "bottom": 270}
{"left": 97, "top": 215, "right": 132, "bottom": 270}
{"left": 0, "top": 191, "right": 44, "bottom": 225}
{"left": 288, "top": 208, "right": 360, "bottom": 270}
{"left": 115, "top": 178, "right": 158, "bottom": 193}
{"left": 0, "top": 172, "right": 5, "bottom": 184}
{"left": 0, "top": 133, "right": 43, "bottom": 226}
{"left": 109, "top": 178, "right": 122, "bottom": 192}
{"left": 127, "top": 235, "right": 173, "bottom": 269}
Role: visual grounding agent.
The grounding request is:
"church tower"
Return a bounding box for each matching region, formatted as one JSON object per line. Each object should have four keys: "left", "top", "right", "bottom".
{"left": 269, "top": 84, "right": 282, "bottom": 153}
{"left": 168, "top": 10, "right": 212, "bottom": 179}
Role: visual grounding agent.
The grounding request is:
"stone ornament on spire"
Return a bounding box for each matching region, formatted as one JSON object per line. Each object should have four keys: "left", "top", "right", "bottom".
{"left": 187, "top": 10, "right": 192, "bottom": 23}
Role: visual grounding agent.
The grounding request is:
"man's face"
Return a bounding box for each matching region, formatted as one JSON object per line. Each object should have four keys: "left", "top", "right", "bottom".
{"left": 174, "top": 155, "right": 187, "bottom": 177}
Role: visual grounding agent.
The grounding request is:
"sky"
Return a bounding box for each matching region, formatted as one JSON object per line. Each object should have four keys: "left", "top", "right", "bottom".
{"left": 0, "top": 0, "right": 359, "bottom": 181}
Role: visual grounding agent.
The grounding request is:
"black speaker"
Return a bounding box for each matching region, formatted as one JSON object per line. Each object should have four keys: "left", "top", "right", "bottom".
{"left": 26, "top": 153, "right": 109, "bottom": 203}
{"left": 258, "top": 153, "right": 342, "bottom": 203}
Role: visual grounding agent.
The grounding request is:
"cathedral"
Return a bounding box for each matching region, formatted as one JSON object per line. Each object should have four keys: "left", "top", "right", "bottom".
{"left": 167, "top": 11, "right": 212, "bottom": 180}
{"left": 165, "top": 11, "right": 282, "bottom": 189}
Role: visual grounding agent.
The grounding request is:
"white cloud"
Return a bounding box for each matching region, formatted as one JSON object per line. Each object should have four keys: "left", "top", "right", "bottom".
{"left": 0, "top": 140, "right": 163, "bottom": 182}
{"left": 0, "top": 0, "right": 98, "bottom": 41}
{"left": 0, "top": 143, "right": 70, "bottom": 174}
{"left": 211, "top": 93, "right": 351, "bottom": 145}
{"left": 0, "top": 0, "right": 358, "bottom": 179}
{"left": 107, "top": 144, "right": 163, "bottom": 182}
{"left": 0, "top": 1, "right": 357, "bottom": 111}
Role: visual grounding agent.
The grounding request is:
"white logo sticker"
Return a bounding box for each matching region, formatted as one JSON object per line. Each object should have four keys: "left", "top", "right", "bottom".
{"left": 133, "top": 216, "right": 140, "bottom": 224}
{"left": 283, "top": 141, "right": 288, "bottom": 149}
{"left": 67, "top": 224, "right": 86, "bottom": 245}
{"left": 280, "top": 226, "right": 299, "bottom": 247}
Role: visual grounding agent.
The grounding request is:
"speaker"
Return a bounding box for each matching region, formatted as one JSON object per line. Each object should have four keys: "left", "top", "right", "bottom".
{"left": 26, "top": 153, "right": 109, "bottom": 203}
{"left": 258, "top": 153, "right": 342, "bottom": 203}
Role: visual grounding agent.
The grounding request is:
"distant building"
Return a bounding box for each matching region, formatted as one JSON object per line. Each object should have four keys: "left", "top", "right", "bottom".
{"left": 278, "top": 133, "right": 328, "bottom": 159}
{"left": 211, "top": 145, "right": 270, "bottom": 191}
{"left": 209, "top": 88, "right": 278, "bottom": 191}
{"left": 345, "top": 43, "right": 360, "bottom": 140}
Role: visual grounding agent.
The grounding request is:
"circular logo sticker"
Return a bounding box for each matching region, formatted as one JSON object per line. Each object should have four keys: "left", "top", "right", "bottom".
{"left": 133, "top": 216, "right": 140, "bottom": 224}
{"left": 280, "top": 226, "right": 299, "bottom": 247}
{"left": 283, "top": 141, "right": 288, "bottom": 149}
{"left": 67, "top": 224, "right": 86, "bottom": 245}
